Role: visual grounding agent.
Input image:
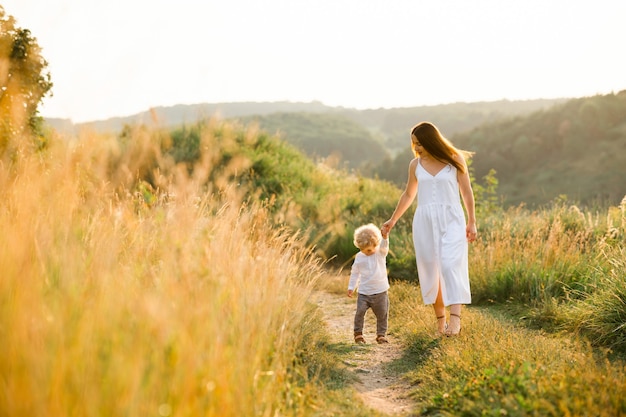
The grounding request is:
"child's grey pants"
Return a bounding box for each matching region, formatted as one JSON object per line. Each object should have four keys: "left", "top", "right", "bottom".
{"left": 353, "top": 291, "right": 389, "bottom": 336}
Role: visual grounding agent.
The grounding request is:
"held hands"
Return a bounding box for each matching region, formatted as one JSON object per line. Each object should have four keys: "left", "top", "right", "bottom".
{"left": 385, "top": 218, "right": 476, "bottom": 241}
{"left": 381, "top": 219, "right": 394, "bottom": 238}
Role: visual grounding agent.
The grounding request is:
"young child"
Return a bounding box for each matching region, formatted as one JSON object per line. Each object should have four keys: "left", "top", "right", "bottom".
{"left": 347, "top": 223, "right": 390, "bottom": 344}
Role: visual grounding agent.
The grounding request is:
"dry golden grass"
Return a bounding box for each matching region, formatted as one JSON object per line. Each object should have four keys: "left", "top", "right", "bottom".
{"left": 0, "top": 132, "right": 327, "bottom": 416}
{"left": 468, "top": 201, "right": 625, "bottom": 307}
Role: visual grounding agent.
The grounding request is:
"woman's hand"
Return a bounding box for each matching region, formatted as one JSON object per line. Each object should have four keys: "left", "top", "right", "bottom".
{"left": 466, "top": 223, "right": 477, "bottom": 242}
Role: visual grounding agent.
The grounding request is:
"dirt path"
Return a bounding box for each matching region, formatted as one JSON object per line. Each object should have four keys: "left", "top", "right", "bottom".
{"left": 313, "top": 290, "right": 416, "bottom": 416}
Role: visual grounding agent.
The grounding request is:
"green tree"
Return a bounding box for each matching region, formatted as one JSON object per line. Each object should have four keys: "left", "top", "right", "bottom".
{"left": 0, "top": 7, "right": 53, "bottom": 153}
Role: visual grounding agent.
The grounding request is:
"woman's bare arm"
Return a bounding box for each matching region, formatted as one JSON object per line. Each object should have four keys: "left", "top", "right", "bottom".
{"left": 457, "top": 155, "right": 477, "bottom": 241}
{"left": 382, "top": 158, "right": 419, "bottom": 232}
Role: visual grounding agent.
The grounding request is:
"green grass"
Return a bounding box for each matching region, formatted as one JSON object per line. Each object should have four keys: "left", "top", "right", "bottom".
{"left": 388, "top": 282, "right": 626, "bottom": 416}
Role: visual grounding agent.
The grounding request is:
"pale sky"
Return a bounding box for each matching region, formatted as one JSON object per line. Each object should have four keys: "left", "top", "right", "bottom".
{"left": 3, "top": 0, "right": 626, "bottom": 123}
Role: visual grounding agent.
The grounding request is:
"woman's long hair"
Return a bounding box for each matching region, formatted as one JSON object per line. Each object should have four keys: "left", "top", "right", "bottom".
{"left": 410, "top": 122, "right": 473, "bottom": 174}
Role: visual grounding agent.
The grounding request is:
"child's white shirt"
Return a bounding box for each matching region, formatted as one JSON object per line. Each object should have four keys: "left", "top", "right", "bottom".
{"left": 348, "top": 238, "right": 390, "bottom": 295}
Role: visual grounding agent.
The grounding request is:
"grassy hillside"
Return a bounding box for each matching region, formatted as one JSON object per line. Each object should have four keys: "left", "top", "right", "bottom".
{"left": 3, "top": 115, "right": 625, "bottom": 416}
{"left": 120, "top": 119, "right": 402, "bottom": 265}
{"left": 119, "top": 117, "right": 626, "bottom": 356}
{"left": 176, "top": 119, "right": 624, "bottom": 351}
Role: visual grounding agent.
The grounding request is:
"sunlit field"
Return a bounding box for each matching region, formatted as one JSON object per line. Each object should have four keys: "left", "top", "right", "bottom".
{"left": 2, "top": 11, "right": 625, "bottom": 413}
{"left": 0, "top": 129, "right": 331, "bottom": 416}
{"left": 387, "top": 281, "right": 626, "bottom": 416}
{"left": 468, "top": 200, "right": 626, "bottom": 351}
{"left": 1, "top": 119, "right": 625, "bottom": 416}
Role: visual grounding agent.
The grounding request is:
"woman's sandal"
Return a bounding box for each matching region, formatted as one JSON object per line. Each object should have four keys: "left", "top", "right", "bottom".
{"left": 376, "top": 335, "right": 389, "bottom": 344}
{"left": 437, "top": 315, "right": 448, "bottom": 335}
{"left": 445, "top": 313, "right": 462, "bottom": 337}
{"left": 354, "top": 335, "right": 366, "bottom": 344}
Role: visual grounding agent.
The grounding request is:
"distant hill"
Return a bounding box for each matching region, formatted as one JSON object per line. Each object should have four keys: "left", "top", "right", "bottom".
{"left": 445, "top": 91, "right": 626, "bottom": 207}
{"left": 336, "top": 98, "right": 567, "bottom": 155}
{"left": 46, "top": 99, "right": 564, "bottom": 147}
{"left": 45, "top": 98, "right": 565, "bottom": 171}
{"left": 236, "top": 112, "right": 388, "bottom": 170}
{"left": 45, "top": 101, "right": 340, "bottom": 135}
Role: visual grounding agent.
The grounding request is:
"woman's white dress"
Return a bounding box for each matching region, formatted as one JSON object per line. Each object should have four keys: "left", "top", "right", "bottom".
{"left": 412, "top": 159, "right": 471, "bottom": 305}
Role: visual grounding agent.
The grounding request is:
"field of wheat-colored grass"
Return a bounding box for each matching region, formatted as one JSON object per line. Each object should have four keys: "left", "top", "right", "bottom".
{"left": 0, "top": 129, "right": 341, "bottom": 416}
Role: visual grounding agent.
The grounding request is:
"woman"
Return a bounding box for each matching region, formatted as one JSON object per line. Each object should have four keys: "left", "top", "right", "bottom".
{"left": 382, "top": 122, "right": 477, "bottom": 336}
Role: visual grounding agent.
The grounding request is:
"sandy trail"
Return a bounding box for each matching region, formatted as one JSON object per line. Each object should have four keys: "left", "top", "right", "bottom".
{"left": 313, "top": 290, "right": 416, "bottom": 416}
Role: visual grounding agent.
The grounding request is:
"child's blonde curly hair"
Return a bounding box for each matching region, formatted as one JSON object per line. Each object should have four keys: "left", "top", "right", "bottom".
{"left": 353, "top": 223, "right": 382, "bottom": 250}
